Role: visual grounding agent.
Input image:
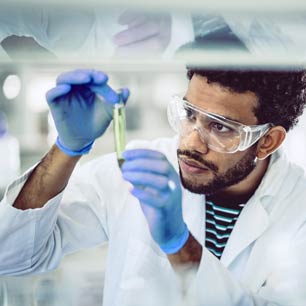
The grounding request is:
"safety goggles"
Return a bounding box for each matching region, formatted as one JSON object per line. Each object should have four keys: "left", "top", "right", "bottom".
{"left": 167, "top": 95, "right": 272, "bottom": 153}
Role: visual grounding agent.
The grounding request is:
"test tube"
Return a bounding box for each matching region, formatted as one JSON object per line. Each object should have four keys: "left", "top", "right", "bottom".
{"left": 113, "top": 97, "right": 126, "bottom": 168}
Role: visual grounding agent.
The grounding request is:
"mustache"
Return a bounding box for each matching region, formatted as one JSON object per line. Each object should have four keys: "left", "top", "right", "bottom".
{"left": 177, "top": 149, "right": 218, "bottom": 172}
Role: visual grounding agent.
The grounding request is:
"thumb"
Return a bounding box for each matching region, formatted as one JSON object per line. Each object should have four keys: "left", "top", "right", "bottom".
{"left": 118, "top": 88, "right": 130, "bottom": 104}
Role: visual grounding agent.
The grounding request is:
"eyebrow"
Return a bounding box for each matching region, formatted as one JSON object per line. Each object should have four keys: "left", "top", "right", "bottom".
{"left": 182, "top": 96, "right": 241, "bottom": 123}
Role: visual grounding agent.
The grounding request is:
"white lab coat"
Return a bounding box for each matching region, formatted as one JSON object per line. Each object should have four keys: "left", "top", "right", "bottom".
{"left": 0, "top": 136, "right": 306, "bottom": 306}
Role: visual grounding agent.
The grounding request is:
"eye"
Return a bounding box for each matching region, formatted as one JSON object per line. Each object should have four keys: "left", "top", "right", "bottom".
{"left": 183, "top": 106, "right": 196, "bottom": 121}
{"left": 210, "top": 122, "right": 232, "bottom": 133}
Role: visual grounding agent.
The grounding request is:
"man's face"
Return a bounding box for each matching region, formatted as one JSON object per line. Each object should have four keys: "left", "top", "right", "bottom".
{"left": 177, "top": 74, "right": 260, "bottom": 195}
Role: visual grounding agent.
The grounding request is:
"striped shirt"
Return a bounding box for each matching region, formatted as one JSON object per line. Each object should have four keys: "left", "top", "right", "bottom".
{"left": 205, "top": 200, "right": 245, "bottom": 259}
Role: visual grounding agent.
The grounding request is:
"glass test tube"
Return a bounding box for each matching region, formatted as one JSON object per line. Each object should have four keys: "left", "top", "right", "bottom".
{"left": 113, "top": 101, "right": 126, "bottom": 168}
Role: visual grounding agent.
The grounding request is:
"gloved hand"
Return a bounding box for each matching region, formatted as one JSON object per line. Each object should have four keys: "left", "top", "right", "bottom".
{"left": 113, "top": 10, "right": 171, "bottom": 57}
{"left": 121, "top": 149, "right": 189, "bottom": 254}
{"left": 46, "top": 69, "right": 129, "bottom": 156}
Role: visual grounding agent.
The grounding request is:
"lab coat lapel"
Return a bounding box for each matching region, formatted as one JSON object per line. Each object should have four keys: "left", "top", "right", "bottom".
{"left": 182, "top": 188, "right": 205, "bottom": 246}
{"left": 221, "top": 197, "right": 269, "bottom": 267}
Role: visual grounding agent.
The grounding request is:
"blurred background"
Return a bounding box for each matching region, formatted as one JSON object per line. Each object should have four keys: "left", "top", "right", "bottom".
{"left": 1, "top": 0, "right": 306, "bottom": 305}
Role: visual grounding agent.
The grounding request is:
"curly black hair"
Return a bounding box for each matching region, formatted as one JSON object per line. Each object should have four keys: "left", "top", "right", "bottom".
{"left": 187, "top": 68, "right": 306, "bottom": 131}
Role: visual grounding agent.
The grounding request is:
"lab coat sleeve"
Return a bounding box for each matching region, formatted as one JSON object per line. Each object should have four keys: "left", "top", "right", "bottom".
{"left": 0, "top": 45, "right": 11, "bottom": 61}
{"left": 223, "top": 15, "right": 306, "bottom": 56}
{"left": 190, "top": 244, "right": 306, "bottom": 306}
{"left": 0, "top": 157, "right": 111, "bottom": 276}
{"left": 162, "top": 12, "right": 194, "bottom": 59}
{"left": 0, "top": 6, "right": 47, "bottom": 45}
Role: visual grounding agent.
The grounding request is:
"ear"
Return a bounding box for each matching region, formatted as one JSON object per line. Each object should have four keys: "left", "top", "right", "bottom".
{"left": 256, "top": 126, "right": 287, "bottom": 160}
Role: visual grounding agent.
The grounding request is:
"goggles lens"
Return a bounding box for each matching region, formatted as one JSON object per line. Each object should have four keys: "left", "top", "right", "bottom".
{"left": 167, "top": 96, "right": 271, "bottom": 153}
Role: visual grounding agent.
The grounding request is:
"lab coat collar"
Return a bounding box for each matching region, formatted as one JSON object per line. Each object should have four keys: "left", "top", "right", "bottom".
{"left": 177, "top": 142, "right": 291, "bottom": 267}
{"left": 182, "top": 188, "right": 205, "bottom": 246}
{"left": 221, "top": 149, "right": 290, "bottom": 267}
{"left": 252, "top": 149, "right": 287, "bottom": 202}
{"left": 220, "top": 195, "right": 269, "bottom": 267}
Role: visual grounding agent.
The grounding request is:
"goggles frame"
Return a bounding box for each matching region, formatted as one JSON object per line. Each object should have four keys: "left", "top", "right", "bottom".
{"left": 167, "top": 95, "right": 272, "bottom": 153}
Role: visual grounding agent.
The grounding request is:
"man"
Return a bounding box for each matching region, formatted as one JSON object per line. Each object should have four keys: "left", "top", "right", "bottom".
{"left": 0, "top": 68, "right": 306, "bottom": 306}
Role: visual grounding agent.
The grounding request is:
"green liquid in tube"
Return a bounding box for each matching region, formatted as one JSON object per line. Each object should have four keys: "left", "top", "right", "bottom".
{"left": 113, "top": 103, "right": 126, "bottom": 168}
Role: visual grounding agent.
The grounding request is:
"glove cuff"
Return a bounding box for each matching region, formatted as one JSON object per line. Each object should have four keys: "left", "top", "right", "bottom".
{"left": 159, "top": 223, "right": 190, "bottom": 254}
{"left": 56, "top": 137, "right": 94, "bottom": 157}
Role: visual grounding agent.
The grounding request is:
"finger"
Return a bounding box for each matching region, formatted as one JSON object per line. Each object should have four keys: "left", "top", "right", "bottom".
{"left": 121, "top": 158, "right": 170, "bottom": 175}
{"left": 126, "top": 16, "right": 147, "bottom": 29}
{"left": 123, "top": 149, "right": 166, "bottom": 161}
{"left": 131, "top": 187, "right": 166, "bottom": 208}
{"left": 120, "top": 15, "right": 147, "bottom": 29}
{"left": 117, "top": 10, "right": 144, "bottom": 26}
{"left": 118, "top": 88, "right": 130, "bottom": 104}
{"left": 46, "top": 84, "right": 71, "bottom": 103}
{"left": 122, "top": 171, "right": 169, "bottom": 191}
{"left": 56, "top": 69, "right": 109, "bottom": 86}
{"left": 91, "top": 70, "right": 109, "bottom": 85}
{"left": 113, "top": 21, "right": 160, "bottom": 47}
{"left": 90, "top": 84, "right": 120, "bottom": 104}
{"left": 56, "top": 69, "right": 93, "bottom": 85}
{"left": 113, "top": 37, "right": 167, "bottom": 58}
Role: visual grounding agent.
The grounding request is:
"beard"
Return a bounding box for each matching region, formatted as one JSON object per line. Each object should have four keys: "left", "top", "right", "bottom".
{"left": 177, "top": 148, "right": 257, "bottom": 195}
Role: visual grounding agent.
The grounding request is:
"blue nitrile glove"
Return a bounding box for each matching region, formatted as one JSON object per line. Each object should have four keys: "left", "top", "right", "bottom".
{"left": 121, "top": 149, "right": 189, "bottom": 254}
{"left": 46, "top": 69, "right": 129, "bottom": 156}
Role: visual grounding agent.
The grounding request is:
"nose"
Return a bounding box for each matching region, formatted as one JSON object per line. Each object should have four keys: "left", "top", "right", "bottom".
{"left": 181, "top": 126, "right": 209, "bottom": 154}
